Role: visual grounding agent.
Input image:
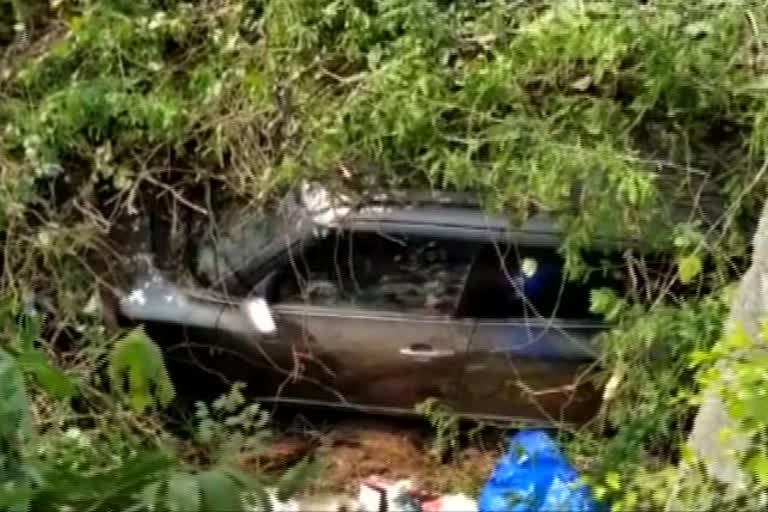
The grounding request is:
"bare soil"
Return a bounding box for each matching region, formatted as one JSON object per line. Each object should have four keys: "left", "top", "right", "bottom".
{"left": 241, "top": 417, "right": 502, "bottom": 497}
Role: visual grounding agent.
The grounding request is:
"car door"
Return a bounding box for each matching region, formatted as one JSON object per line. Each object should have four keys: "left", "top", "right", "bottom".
{"left": 265, "top": 306, "right": 473, "bottom": 412}
{"left": 256, "top": 229, "right": 478, "bottom": 413}
{"left": 454, "top": 243, "right": 613, "bottom": 425}
{"left": 458, "top": 319, "right": 603, "bottom": 425}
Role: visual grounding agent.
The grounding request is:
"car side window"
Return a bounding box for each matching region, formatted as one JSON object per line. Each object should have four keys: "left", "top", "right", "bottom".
{"left": 456, "top": 243, "right": 620, "bottom": 320}
{"left": 273, "top": 230, "right": 478, "bottom": 315}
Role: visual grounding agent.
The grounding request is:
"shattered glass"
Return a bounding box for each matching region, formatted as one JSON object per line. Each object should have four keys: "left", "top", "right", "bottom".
{"left": 195, "top": 191, "right": 317, "bottom": 293}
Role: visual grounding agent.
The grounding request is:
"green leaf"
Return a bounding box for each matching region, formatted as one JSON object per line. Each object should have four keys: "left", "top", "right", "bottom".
{"left": 275, "top": 457, "right": 319, "bottom": 502}
{"left": 747, "top": 452, "right": 768, "bottom": 486}
{"left": 36, "top": 451, "right": 174, "bottom": 508}
{"left": 244, "top": 485, "right": 273, "bottom": 512}
{"left": 683, "top": 21, "right": 712, "bottom": 38}
{"left": 605, "top": 471, "right": 621, "bottom": 491}
{"left": 108, "top": 327, "right": 175, "bottom": 413}
{"left": 225, "top": 469, "right": 272, "bottom": 512}
{"left": 677, "top": 254, "right": 702, "bottom": 284}
{"left": 743, "top": 394, "right": 768, "bottom": 424}
{"left": 589, "top": 287, "right": 626, "bottom": 321}
{"left": 140, "top": 481, "right": 165, "bottom": 512}
{"left": 198, "top": 469, "right": 244, "bottom": 512}
{"left": 166, "top": 472, "right": 202, "bottom": 512}
{"left": 0, "top": 349, "right": 30, "bottom": 442}
{"left": 724, "top": 324, "right": 753, "bottom": 350}
{"left": 17, "top": 312, "right": 43, "bottom": 352}
{"left": 16, "top": 350, "right": 75, "bottom": 399}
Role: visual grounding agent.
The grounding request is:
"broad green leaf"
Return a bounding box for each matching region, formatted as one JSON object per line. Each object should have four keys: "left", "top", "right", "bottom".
{"left": 725, "top": 324, "right": 753, "bottom": 350}
{"left": 589, "top": 287, "right": 625, "bottom": 321}
{"left": 726, "top": 399, "right": 748, "bottom": 422}
{"left": 16, "top": 350, "right": 75, "bottom": 399}
{"left": 166, "top": 472, "right": 202, "bottom": 512}
{"left": 198, "top": 469, "right": 243, "bottom": 512}
{"left": 748, "top": 452, "right": 768, "bottom": 486}
{"left": 222, "top": 467, "right": 261, "bottom": 488}
{"left": 743, "top": 395, "right": 768, "bottom": 424}
{"left": 0, "top": 349, "right": 30, "bottom": 442}
{"left": 677, "top": 254, "right": 702, "bottom": 284}
{"left": 17, "top": 313, "right": 43, "bottom": 352}
{"left": 593, "top": 485, "right": 607, "bottom": 500}
{"left": 605, "top": 471, "right": 621, "bottom": 491}
{"left": 0, "top": 479, "right": 35, "bottom": 512}
{"left": 679, "top": 443, "right": 697, "bottom": 465}
{"left": 140, "top": 481, "right": 165, "bottom": 512}
{"left": 688, "top": 350, "right": 709, "bottom": 367}
{"left": 108, "top": 327, "right": 175, "bottom": 413}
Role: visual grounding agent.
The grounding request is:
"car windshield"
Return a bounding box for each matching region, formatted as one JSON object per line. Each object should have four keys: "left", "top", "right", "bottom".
{"left": 195, "top": 192, "right": 315, "bottom": 293}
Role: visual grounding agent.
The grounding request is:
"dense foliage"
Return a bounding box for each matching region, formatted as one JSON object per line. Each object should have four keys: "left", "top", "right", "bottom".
{"left": 3, "top": 0, "right": 768, "bottom": 510}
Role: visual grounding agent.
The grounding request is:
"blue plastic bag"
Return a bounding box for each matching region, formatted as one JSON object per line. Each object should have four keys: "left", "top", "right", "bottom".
{"left": 478, "top": 430, "right": 599, "bottom": 512}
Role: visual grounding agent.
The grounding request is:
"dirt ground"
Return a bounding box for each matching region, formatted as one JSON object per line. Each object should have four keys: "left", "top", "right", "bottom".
{"left": 241, "top": 416, "right": 503, "bottom": 497}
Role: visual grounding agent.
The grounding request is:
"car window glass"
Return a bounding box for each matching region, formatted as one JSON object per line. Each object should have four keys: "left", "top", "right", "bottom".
{"left": 274, "top": 230, "right": 478, "bottom": 315}
{"left": 456, "top": 243, "right": 621, "bottom": 320}
{"left": 195, "top": 193, "right": 314, "bottom": 293}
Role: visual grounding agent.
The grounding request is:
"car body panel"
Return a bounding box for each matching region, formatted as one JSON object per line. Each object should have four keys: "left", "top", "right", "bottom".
{"left": 119, "top": 272, "right": 254, "bottom": 334}
{"left": 457, "top": 319, "right": 603, "bottom": 424}
{"left": 269, "top": 305, "right": 473, "bottom": 410}
{"left": 339, "top": 211, "right": 563, "bottom": 248}
{"left": 123, "top": 274, "right": 606, "bottom": 425}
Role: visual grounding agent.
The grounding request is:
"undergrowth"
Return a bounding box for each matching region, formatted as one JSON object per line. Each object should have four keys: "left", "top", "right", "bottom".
{"left": 4, "top": 0, "right": 768, "bottom": 510}
{"left": 0, "top": 299, "right": 315, "bottom": 511}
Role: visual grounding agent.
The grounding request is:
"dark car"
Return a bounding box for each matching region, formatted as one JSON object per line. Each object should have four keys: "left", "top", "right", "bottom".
{"left": 118, "top": 184, "right": 628, "bottom": 426}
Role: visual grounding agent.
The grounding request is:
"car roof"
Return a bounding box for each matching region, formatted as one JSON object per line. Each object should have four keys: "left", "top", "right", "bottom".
{"left": 299, "top": 182, "right": 725, "bottom": 249}
{"left": 301, "top": 184, "right": 575, "bottom": 248}
{"left": 343, "top": 202, "right": 563, "bottom": 247}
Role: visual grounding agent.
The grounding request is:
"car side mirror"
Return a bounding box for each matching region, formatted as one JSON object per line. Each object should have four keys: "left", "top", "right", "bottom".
{"left": 242, "top": 297, "right": 277, "bottom": 335}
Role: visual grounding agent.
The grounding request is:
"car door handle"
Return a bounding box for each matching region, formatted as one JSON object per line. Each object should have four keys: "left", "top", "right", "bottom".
{"left": 399, "top": 344, "right": 455, "bottom": 358}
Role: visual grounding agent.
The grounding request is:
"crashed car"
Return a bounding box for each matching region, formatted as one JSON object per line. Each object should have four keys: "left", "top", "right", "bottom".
{"left": 116, "top": 183, "right": 698, "bottom": 425}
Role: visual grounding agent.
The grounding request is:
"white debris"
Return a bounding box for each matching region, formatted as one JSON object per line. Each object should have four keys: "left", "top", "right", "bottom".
{"left": 125, "top": 289, "right": 147, "bottom": 306}
{"left": 64, "top": 427, "right": 91, "bottom": 449}
{"left": 82, "top": 292, "right": 102, "bottom": 317}
{"left": 296, "top": 495, "right": 363, "bottom": 511}
{"left": 358, "top": 476, "right": 478, "bottom": 512}
{"left": 423, "top": 494, "right": 478, "bottom": 512}
{"left": 359, "top": 477, "right": 421, "bottom": 512}
{"left": 37, "top": 230, "right": 52, "bottom": 247}
{"left": 602, "top": 366, "right": 624, "bottom": 401}
{"left": 246, "top": 490, "right": 363, "bottom": 512}
{"left": 244, "top": 488, "right": 299, "bottom": 512}
{"left": 301, "top": 182, "right": 352, "bottom": 226}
